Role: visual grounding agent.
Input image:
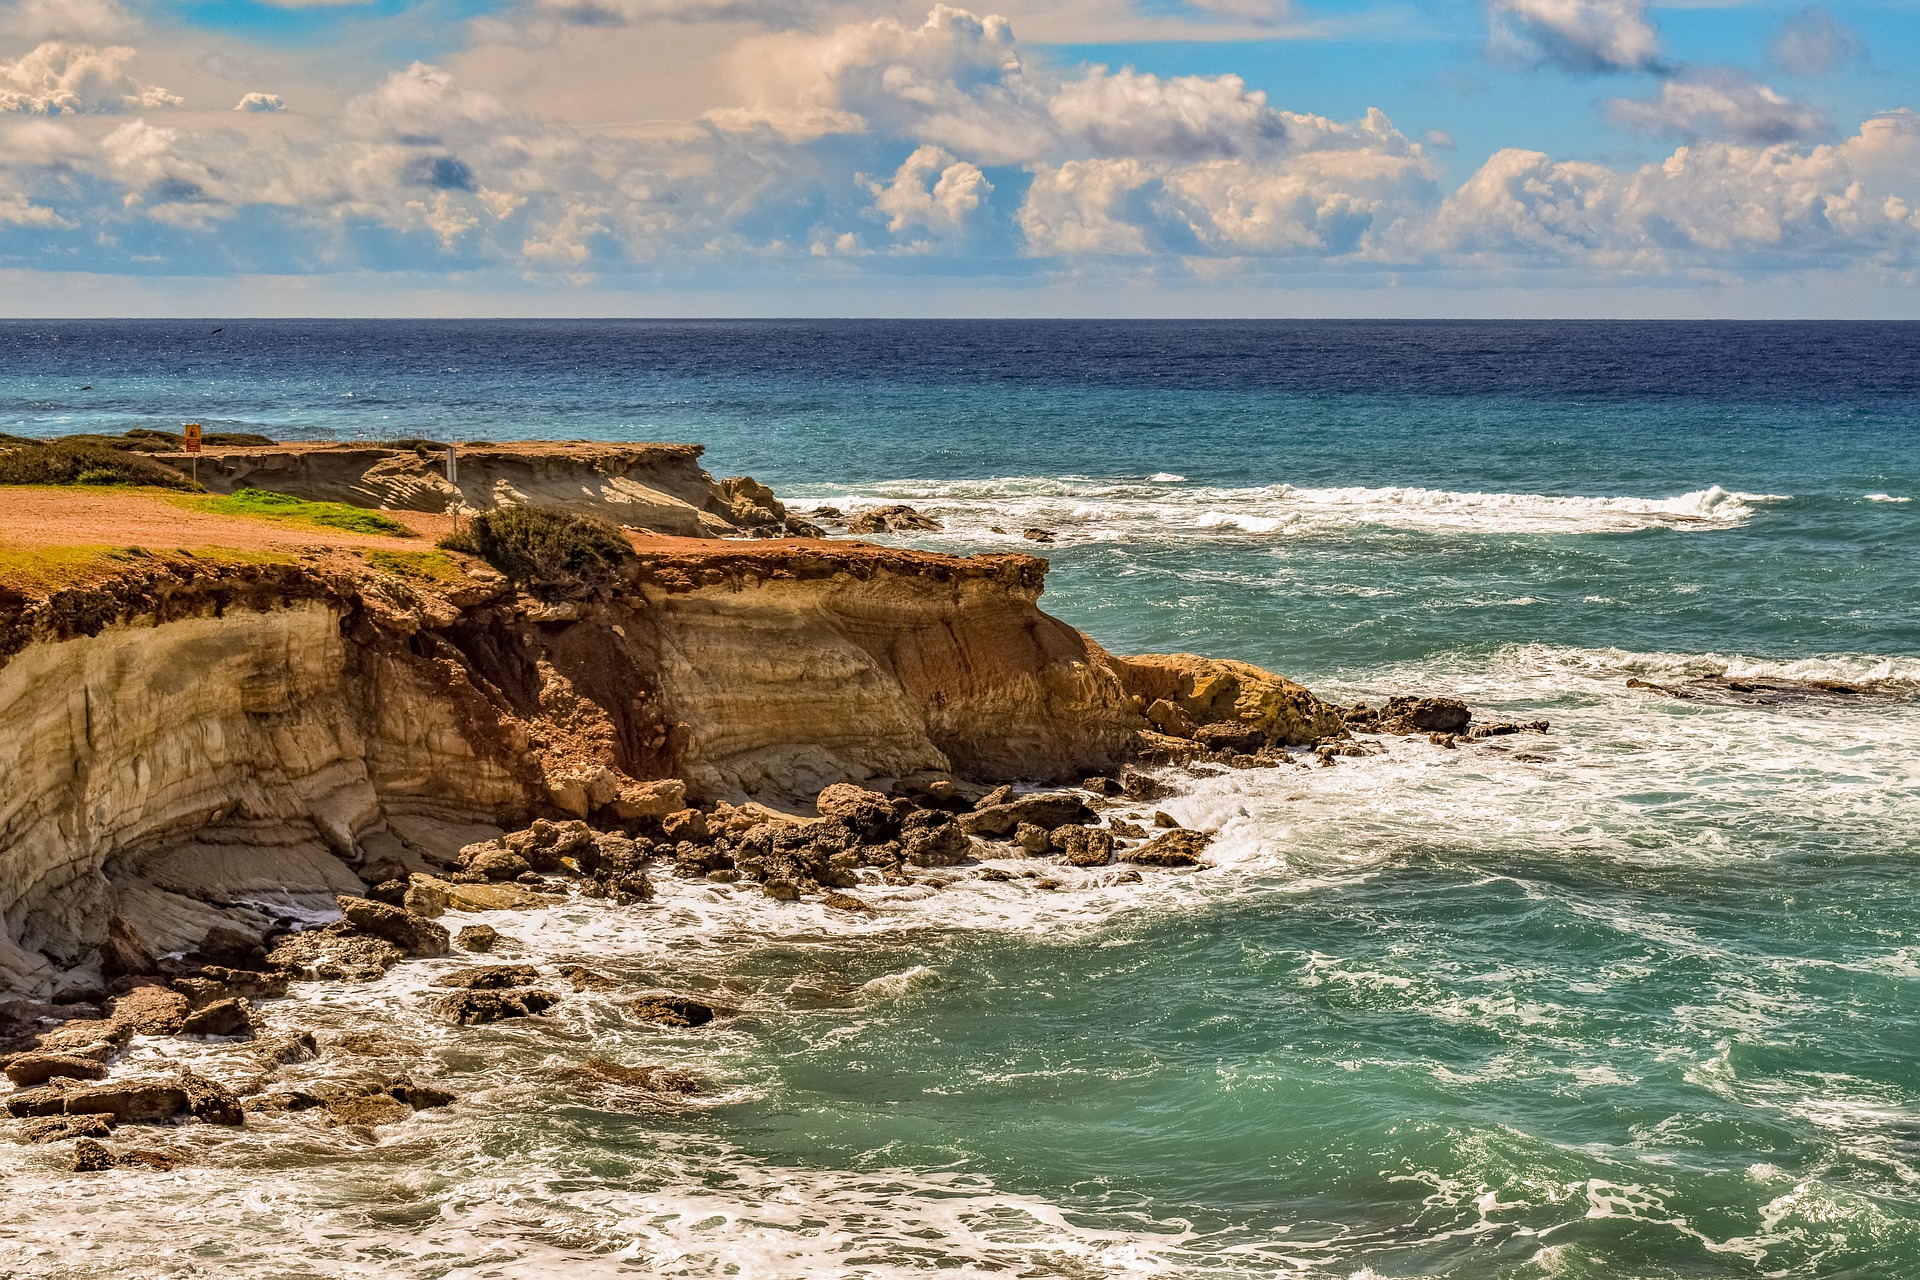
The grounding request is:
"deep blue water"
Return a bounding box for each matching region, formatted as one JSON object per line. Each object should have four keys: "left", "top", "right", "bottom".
{"left": 1, "top": 321, "right": 1916, "bottom": 1279}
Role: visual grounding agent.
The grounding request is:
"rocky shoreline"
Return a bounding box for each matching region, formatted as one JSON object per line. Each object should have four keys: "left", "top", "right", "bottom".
{"left": 0, "top": 440, "right": 1552, "bottom": 1176}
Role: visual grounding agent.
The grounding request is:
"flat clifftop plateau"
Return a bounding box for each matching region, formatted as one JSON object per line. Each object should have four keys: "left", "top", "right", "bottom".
{"left": 0, "top": 484, "right": 1344, "bottom": 997}
{"left": 189, "top": 440, "right": 812, "bottom": 538}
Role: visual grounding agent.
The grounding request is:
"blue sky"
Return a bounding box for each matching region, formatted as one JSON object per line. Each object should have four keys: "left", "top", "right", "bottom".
{"left": 0, "top": 0, "right": 1915, "bottom": 315}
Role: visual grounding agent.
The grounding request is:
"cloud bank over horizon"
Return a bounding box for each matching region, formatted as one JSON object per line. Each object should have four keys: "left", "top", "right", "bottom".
{"left": 0, "top": 0, "right": 1913, "bottom": 313}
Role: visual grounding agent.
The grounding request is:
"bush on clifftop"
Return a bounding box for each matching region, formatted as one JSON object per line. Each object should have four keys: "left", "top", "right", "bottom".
{"left": 440, "top": 504, "right": 634, "bottom": 598}
{"left": 0, "top": 439, "right": 200, "bottom": 490}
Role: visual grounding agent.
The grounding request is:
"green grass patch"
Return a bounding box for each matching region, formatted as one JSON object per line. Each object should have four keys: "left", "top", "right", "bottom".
{"left": 365, "top": 549, "right": 466, "bottom": 582}
{"left": 0, "top": 543, "right": 294, "bottom": 593}
{"left": 181, "top": 488, "right": 414, "bottom": 537}
{"left": 440, "top": 504, "right": 633, "bottom": 598}
{"left": 0, "top": 439, "right": 200, "bottom": 490}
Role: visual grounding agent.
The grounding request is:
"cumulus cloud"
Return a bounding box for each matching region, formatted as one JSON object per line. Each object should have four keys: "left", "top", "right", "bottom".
{"left": 1770, "top": 5, "right": 1865, "bottom": 78}
{"left": 1608, "top": 71, "right": 1825, "bottom": 144}
{"left": 1049, "top": 67, "right": 1288, "bottom": 161}
{"left": 866, "top": 143, "right": 990, "bottom": 235}
{"left": 0, "top": 42, "right": 179, "bottom": 114}
{"left": 0, "top": 0, "right": 134, "bottom": 41}
{"left": 1488, "top": 0, "right": 1660, "bottom": 73}
{"left": 236, "top": 92, "right": 287, "bottom": 113}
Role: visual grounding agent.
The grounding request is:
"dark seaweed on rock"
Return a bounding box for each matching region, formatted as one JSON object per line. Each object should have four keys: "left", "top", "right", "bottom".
{"left": 439, "top": 504, "right": 635, "bottom": 599}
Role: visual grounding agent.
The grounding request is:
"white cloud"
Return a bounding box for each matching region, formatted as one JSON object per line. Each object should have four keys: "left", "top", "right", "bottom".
{"left": 1488, "top": 0, "right": 1660, "bottom": 73}
{"left": 1049, "top": 67, "right": 1288, "bottom": 160}
{"left": 1183, "top": 0, "right": 1289, "bottom": 24}
{"left": 1609, "top": 71, "right": 1825, "bottom": 145}
{"left": 525, "top": 0, "right": 814, "bottom": 26}
{"left": 236, "top": 92, "right": 287, "bottom": 113}
{"left": 1770, "top": 5, "right": 1865, "bottom": 78}
{"left": 0, "top": 0, "right": 134, "bottom": 41}
{"left": 866, "top": 143, "right": 990, "bottom": 234}
{"left": 0, "top": 42, "right": 179, "bottom": 115}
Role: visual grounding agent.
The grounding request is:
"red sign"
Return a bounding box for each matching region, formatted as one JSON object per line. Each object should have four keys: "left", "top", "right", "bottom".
{"left": 183, "top": 423, "right": 202, "bottom": 454}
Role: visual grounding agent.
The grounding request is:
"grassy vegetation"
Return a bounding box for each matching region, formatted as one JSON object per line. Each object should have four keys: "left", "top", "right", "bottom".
{"left": 0, "top": 439, "right": 200, "bottom": 489}
{"left": 440, "top": 504, "right": 633, "bottom": 598}
{"left": 178, "top": 488, "right": 415, "bottom": 537}
{"left": 0, "top": 543, "right": 294, "bottom": 594}
{"left": 365, "top": 549, "right": 467, "bottom": 582}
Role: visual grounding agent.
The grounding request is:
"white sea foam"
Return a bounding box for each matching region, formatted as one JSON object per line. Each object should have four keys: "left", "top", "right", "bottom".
{"left": 791, "top": 476, "right": 1785, "bottom": 545}
{"left": 1864, "top": 493, "right": 1912, "bottom": 503}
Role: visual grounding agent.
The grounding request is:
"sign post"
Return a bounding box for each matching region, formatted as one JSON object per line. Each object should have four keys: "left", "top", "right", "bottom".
{"left": 183, "top": 422, "right": 202, "bottom": 486}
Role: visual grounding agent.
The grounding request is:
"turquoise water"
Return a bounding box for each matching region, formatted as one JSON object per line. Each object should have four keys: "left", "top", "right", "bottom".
{"left": 1, "top": 321, "right": 1916, "bottom": 1277}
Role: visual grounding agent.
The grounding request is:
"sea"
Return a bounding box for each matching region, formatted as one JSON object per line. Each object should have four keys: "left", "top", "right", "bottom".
{"left": 0, "top": 320, "right": 1916, "bottom": 1279}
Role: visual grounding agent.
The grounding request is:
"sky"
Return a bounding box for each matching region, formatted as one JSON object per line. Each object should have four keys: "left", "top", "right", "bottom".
{"left": 0, "top": 0, "right": 1915, "bottom": 315}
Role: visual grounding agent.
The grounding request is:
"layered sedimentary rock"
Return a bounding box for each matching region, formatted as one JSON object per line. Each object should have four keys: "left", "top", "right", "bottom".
{"left": 194, "top": 441, "right": 801, "bottom": 537}
{"left": 0, "top": 535, "right": 1338, "bottom": 996}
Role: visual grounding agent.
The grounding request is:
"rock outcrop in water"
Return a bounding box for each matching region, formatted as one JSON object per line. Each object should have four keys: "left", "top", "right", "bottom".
{"left": 0, "top": 518, "right": 1343, "bottom": 995}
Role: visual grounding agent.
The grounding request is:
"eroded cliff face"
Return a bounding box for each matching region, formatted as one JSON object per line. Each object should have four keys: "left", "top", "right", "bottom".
{"left": 0, "top": 538, "right": 1340, "bottom": 996}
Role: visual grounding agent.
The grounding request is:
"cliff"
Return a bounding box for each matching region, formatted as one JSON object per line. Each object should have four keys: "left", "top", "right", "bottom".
{"left": 0, "top": 484, "right": 1341, "bottom": 997}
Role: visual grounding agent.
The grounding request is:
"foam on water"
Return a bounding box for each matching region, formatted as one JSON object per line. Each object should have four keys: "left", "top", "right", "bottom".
{"left": 790, "top": 477, "right": 1785, "bottom": 544}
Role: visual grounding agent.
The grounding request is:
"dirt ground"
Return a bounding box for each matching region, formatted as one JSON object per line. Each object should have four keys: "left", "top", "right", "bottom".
{"left": 0, "top": 487, "right": 447, "bottom": 553}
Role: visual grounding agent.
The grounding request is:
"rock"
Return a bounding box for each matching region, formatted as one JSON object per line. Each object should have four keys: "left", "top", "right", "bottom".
{"left": 178, "top": 998, "right": 253, "bottom": 1039}
{"left": 384, "top": 1077, "right": 455, "bottom": 1109}
{"left": 193, "top": 926, "right": 265, "bottom": 967}
{"left": 1108, "top": 818, "right": 1148, "bottom": 840}
{"left": 1080, "top": 776, "right": 1122, "bottom": 797}
{"left": 1014, "top": 822, "right": 1051, "bottom": 854}
{"left": 846, "top": 503, "right": 941, "bottom": 534}
{"left": 436, "top": 989, "right": 560, "bottom": 1025}
{"left": 336, "top": 896, "right": 450, "bottom": 958}
{"left": 1379, "top": 695, "right": 1471, "bottom": 735}
{"left": 1114, "top": 653, "right": 1345, "bottom": 747}
{"left": 5, "top": 1052, "right": 109, "bottom": 1088}
{"left": 902, "top": 810, "right": 971, "bottom": 867}
{"left": 455, "top": 925, "right": 498, "bottom": 953}
{"left": 253, "top": 1030, "right": 319, "bottom": 1065}
{"left": 610, "top": 778, "right": 687, "bottom": 820}
{"left": 1121, "top": 828, "right": 1214, "bottom": 867}
{"left": 1051, "top": 825, "right": 1114, "bottom": 867}
{"left": 73, "top": 1137, "right": 117, "bottom": 1171}
{"left": 1191, "top": 723, "right": 1265, "bottom": 754}
{"left": 762, "top": 879, "right": 800, "bottom": 901}
{"left": 18, "top": 1113, "right": 113, "bottom": 1143}
{"left": 815, "top": 783, "right": 899, "bottom": 840}
{"left": 557, "top": 964, "right": 615, "bottom": 992}
{"left": 115, "top": 1147, "right": 179, "bottom": 1171}
{"left": 1021, "top": 527, "right": 1056, "bottom": 543}
{"left": 99, "top": 916, "right": 155, "bottom": 978}
{"left": 1146, "top": 698, "right": 1198, "bottom": 738}
{"left": 27, "top": 1020, "right": 127, "bottom": 1064}
{"left": 5, "top": 1085, "right": 70, "bottom": 1118}
{"left": 62, "top": 1079, "right": 191, "bottom": 1125}
{"left": 559, "top": 1057, "right": 701, "bottom": 1095}
{"left": 405, "top": 873, "right": 546, "bottom": 916}
{"left": 170, "top": 965, "right": 291, "bottom": 1007}
{"left": 323, "top": 1094, "right": 413, "bottom": 1127}
{"left": 1152, "top": 811, "right": 1180, "bottom": 829}
{"left": 358, "top": 856, "right": 412, "bottom": 888}
{"left": 629, "top": 997, "right": 715, "bottom": 1029}
{"left": 975, "top": 784, "right": 1014, "bottom": 809}
{"left": 661, "top": 809, "right": 710, "bottom": 843}
{"left": 959, "top": 792, "right": 1096, "bottom": 837}
{"left": 106, "top": 984, "right": 188, "bottom": 1035}
{"left": 266, "top": 925, "right": 405, "bottom": 982}
{"left": 462, "top": 844, "right": 533, "bottom": 883}
{"left": 1121, "top": 769, "right": 1172, "bottom": 802}
{"left": 431, "top": 964, "right": 541, "bottom": 990}
{"left": 822, "top": 892, "right": 869, "bottom": 913}
{"left": 181, "top": 1072, "right": 244, "bottom": 1125}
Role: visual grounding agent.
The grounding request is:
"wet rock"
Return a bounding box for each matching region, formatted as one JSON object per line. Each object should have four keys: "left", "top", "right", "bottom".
{"left": 170, "top": 965, "right": 291, "bottom": 1008}
{"left": 266, "top": 925, "right": 405, "bottom": 982}
{"left": 181, "top": 1072, "right": 244, "bottom": 1126}
{"left": 62, "top": 1079, "right": 191, "bottom": 1125}
{"left": 661, "top": 808, "right": 710, "bottom": 844}
{"left": 358, "top": 856, "right": 412, "bottom": 888}
{"left": 1014, "top": 822, "right": 1051, "bottom": 854}
{"left": 384, "top": 1077, "right": 455, "bottom": 1109}
{"left": 34, "top": 1018, "right": 130, "bottom": 1062}
{"left": 193, "top": 926, "right": 266, "bottom": 968}
{"left": 455, "top": 925, "right": 498, "bottom": 953}
{"left": 322, "top": 1094, "right": 413, "bottom": 1127}
{"left": 559, "top": 1057, "right": 701, "bottom": 1095}
{"left": 5, "top": 1084, "right": 70, "bottom": 1118}
{"left": 462, "top": 844, "right": 533, "bottom": 882}
{"left": 975, "top": 785, "right": 1014, "bottom": 809}
{"left": 404, "top": 873, "right": 546, "bottom": 916}
{"left": 1121, "top": 829, "right": 1213, "bottom": 867}
{"left": 1380, "top": 695, "right": 1471, "bottom": 735}
{"left": 100, "top": 916, "right": 156, "bottom": 979}
{"left": 1080, "top": 776, "right": 1123, "bottom": 797}
{"left": 1465, "top": 720, "right": 1552, "bottom": 738}
{"left": 847, "top": 504, "right": 941, "bottom": 534}
{"left": 431, "top": 964, "right": 541, "bottom": 990}
{"left": 892, "top": 773, "right": 991, "bottom": 812}
{"left": 336, "top": 896, "right": 450, "bottom": 958}
{"left": 1107, "top": 819, "right": 1148, "bottom": 841}
{"left": 762, "top": 879, "right": 800, "bottom": 901}
{"left": 815, "top": 783, "right": 900, "bottom": 841}
{"left": 822, "top": 892, "right": 869, "bottom": 913}
{"left": 557, "top": 964, "right": 616, "bottom": 992}
{"left": 73, "top": 1137, "right": 117, "bottom": 1171}
{"left": 1152, "top": 811, "right": 1180, "bottom": 829}
{"left": 106, "top": 984, "right": 189, "bottom": 1035}
{"left": 959, "top": 792, "right": 1096, "bottom": 838}
{"left": 18, "top": 1113, "right": 113, "bottom": 1143}
{"left": 5, "top": 1052, "right": 109, "bottom": 1088}
{"left": 1021, "top": 527, "right": 1056, "bottom": 543}
{"left": 435, "top": 989, "right": 560, "bottom": 1025}
{"left": 253, "top": 1030, "right": 319, "bottom": 1066}
{"left": 116, "top": 1147, "right": 179, "bottom": 1171}
{"left": 178, "top": 999, "right": 253, "bottom": 1039}
{"left": 902, "top": 811, "right": 970, "bottom": 868}
{"left": 1051, "top": 825, "right": 1114, "bottom": 868}
{"left": 629, "top": 997, "right": 715, "bottom": 1029}
{"left": 1191, "top": 723, "right": 1265, "bottom": 754}
{"left": 367, "top": 879, "right": 410, "bottom": 907}
{"left": 243, "top": 1091, "right": 322, "bottom": 1114}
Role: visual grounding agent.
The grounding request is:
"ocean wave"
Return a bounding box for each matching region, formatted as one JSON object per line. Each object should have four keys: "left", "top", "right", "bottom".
{"left": 1865, "top": 492, "right": 1913, "bottom": 503}
{"left": 789, "top": 476, "right": 1785, "bottom": 544}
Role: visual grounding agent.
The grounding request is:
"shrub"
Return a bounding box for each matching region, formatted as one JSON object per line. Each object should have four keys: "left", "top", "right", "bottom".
{"left": 440, "top": 504, "right": 634, "bottom": 598}
{"left": 0, "top": 439, "right": 199, "bottom": 490}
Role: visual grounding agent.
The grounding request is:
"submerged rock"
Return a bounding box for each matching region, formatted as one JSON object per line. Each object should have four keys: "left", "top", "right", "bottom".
{"left": 435, "top": 988, "right": 560, "bottom": 1025}
{"left": 18, "top": 1113, "right": 114, "bottom": 1143}
{"left": 431, "top": 964, "right": 541, "bottom": 990}
{"left": 847, "top": 504, "right": 941, "bottom": 534}
{"left": 253, "top": 1030, "right": 319, "bottom": 1066}
{"left": 559, "top": 1056, "right": 700, "bottom": 1096}
{"left": 629, "top": 997, "right": 715, "bottom": 1029}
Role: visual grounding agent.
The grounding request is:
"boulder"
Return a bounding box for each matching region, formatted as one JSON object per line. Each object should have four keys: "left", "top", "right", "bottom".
{"left": 1380, "top": 695, "right": 1471, "bottom": 735}
{"left": 959, "top": 792, "right": 1096, "bottom": 837}
{"left": 193, "top": 926, "right": 265, "bottom": 967}
{"left": 1021, "top": 527, "right": 1056, "bottom": 543}
{"left": 18, "top": 1113, "right": 114, "bottom": 1143}
{"left": 610, "top": 778, "right": 687, "bottom": 821}
{"left": 322, "top": 1094, "right": 413, "bottom": 1127}
{"left": 1121, "top": 829, "right": 1214, "bottom": 867}
{"left": 405, "top": 874, "right": 545, "bottom": 916}
{"left": 901, "top": 811, "right": 970, "bottom": 868}
{"left": 61, "top": 1079, "right": 191, "bottom": 1125}
{"left": 629, "top": 997, "right": 715, "bottom": 1029}
{"left": 32, "top": 1019, "right": 130, "bottom": 1062}
{"left": 846, "top": 503, "right": 941, "bottom": 534}
{"left": 336, "top": 896, "right": 450, "bottom": 958}
{"left": 181, "top": 1072, "right": 244, "bottom": 1125}
{"left": 1014, "top": 822, "right": 1050, "bottom": 854}
{"left": 5, "top": 1085, "right": 70, "bottom": 1118}
{"left": 253, "top": 1030, "right": 319, "bottom": 1065}
{"left": 1112, "top": 653, "right": 1344, "bottom": 746}
{"left": 822, "top": 892, "right": 870, "bottom": 913}
{"left": 171, "top": 965, "right": 291, "bottom": 1007}
{"left": 177, "top": 998, "right": 253, "bottom": 1039}
{"left": 814, "top": 783, "right": 899, "bottom": 840}
{"left": 5, "top": 1053, "right": 109, "bottom": 1088}
{"left": 106, "top": 985, "right": 189, "bottom": 1035}
{"left": 1146, "top": 698, "right": 1198, "bottom": 738}
{"left": 1051, "top": 825, "right": 1114, "bottom": 867}
{"left": 73, "top": 1137, "right": 118, "bottom": 1171}
{"left": 266, "top": 925, "right": 406, "bottom": 981}
{"left": 99, "top": 916, "right": 155, "bottom": 979}
{"left": 435, "top": 989, "right": 560, "bottom": 1025}
{"left": 431, "top": 964, "right": 541, "bottom": 990}
{"left": 660, "top": 809, "right": 710, "bottom": 843}
{"left": 455, "top": 925, "right": 498, "bottom": 953}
